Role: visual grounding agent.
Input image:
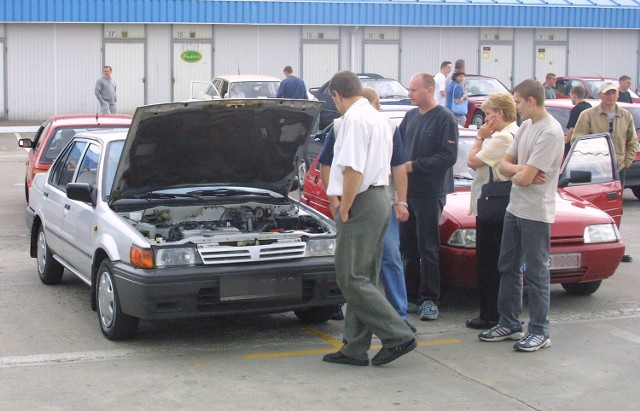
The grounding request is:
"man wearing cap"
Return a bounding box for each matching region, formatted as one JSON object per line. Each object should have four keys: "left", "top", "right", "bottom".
{"left": 573, "top": 79, "right": 637, "bottom": 262}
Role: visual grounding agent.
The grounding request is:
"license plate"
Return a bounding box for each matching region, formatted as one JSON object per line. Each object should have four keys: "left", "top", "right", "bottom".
{"left": 220, "top": 275, "right": 302, "bottom": 301}
{"left": 548, "top": 253, "right": 581, "bottom": 270}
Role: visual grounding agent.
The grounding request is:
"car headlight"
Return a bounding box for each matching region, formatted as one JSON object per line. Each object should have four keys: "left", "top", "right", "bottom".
{"left": 447, "top": 229, "right": 476, "bottom": 248}
{"left": 305, "top": 238, "right": 336, "bottom": 257}
{"left": 583, "top": 224, "right": 620, "bottom": 243}
{"left": 155, "top": 246, "right": 198, "bottom": 267}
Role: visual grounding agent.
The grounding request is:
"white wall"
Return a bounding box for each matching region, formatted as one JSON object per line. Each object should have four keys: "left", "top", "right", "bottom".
{"left": 147, "top": 24, "right": 172, "bottom": 104}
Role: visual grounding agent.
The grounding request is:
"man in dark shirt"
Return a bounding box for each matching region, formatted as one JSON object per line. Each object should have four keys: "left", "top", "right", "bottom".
{"left": 564, "top": 85, "right": 592, "bottom": 156}
{"left": 276, "top": 66, "right": 307, "bottom": 99}
{"left": 618, "top": 75, "right": 633, "bottom": 103}
{"left": 399, "top": 72, "right": 458, "bottom": 321}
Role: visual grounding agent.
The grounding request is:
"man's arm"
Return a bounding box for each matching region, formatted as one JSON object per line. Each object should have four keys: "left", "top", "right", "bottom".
{"left": 406, "top": 116, "right": 458, "bottom": 174}
{"left": 391, "top": 164, "right": 409, "bottom": 221}
{"left": 498, "top": 153, "right": 545, "bottom": 187}
{"left": 624, "top": 115, "right": 638, "bottom": 169}
{"left": 571, "top": 111, "right": 590, "bottom": 142}
{"left": 95, "top": 79, "right": 105, "bottom": 103}
{"left": 339, "top": 167, "right": 363, "bottom": 223}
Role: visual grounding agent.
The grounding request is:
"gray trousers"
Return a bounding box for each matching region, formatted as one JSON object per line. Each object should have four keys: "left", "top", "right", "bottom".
{"left": 497, "top": 211, "right": 551, "bottom": 336}
{"left": 335, "top": 187, "right": 414, "bottom": 360}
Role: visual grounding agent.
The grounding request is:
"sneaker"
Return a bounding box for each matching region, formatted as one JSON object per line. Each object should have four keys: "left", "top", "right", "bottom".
{"left": 478, "top": 324, "right": 524, "bottom": 342}
{"left": 513, "top": 333, "right": 551, "bottom": 352}
{"left": 419, "top": 300, "right": 439, "bottom": 321}
{"left": 407, "top": 302, "right": 419, "bottom": 313}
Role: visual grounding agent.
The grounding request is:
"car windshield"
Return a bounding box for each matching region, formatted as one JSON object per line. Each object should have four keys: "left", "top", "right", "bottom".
{"left": 228, "top": 81, "right": 279, "bottom": 98}
{"left": 464, "top": 78, "right": 509, "bottom": 96}
{"left": 361, "top": 79, "right": 408, "bottom": 99}
{"left": 453, "top": 136, "right": 477, "bottom": 187}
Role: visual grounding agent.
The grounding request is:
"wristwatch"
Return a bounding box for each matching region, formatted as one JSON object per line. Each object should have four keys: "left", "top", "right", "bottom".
{"left": 476, "top": 136, "right": 484, "bottom": 141}
{"left": 396, "top": 201, "right": 408, "bottom": 208}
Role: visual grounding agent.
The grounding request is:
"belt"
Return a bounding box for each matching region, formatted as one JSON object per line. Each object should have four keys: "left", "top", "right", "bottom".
{"left": 337, "top": 185, "right": 386, "bottom": 200}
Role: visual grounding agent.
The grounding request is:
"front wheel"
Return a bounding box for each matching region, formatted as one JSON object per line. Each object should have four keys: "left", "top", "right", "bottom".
{"left": 96, "top": 260, "right": 139, "bottom": 340}
{"left": 561, "top": 280, "right": 602, "bottom": 296}
{"left": 36, "top": 225, "right": 64, "bottom": 285}
{"left": 294, "top": 305, "right": 336, "bottom": 324}
{"left": 291, "top": 158, "right": 307, "bottom": 191}
{"left": 471, "top": 111, "right": 485, "bottom": 129}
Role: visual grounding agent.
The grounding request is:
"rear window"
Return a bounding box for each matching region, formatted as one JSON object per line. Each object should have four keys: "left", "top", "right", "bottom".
{"left": 42, "top": 126, "right": 127, "bottom": 164}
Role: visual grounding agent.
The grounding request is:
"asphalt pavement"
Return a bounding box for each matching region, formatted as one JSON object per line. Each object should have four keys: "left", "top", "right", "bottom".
{"left": 0, "top": 127, "right": 639, "bottom": 411}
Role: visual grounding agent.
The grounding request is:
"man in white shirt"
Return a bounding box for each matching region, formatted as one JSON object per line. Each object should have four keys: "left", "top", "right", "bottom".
{"left": 434, "top": 61, "right": 451, "bottom": 106}
{"left": 322, "top": 71, "right": 416, "bottom": 367}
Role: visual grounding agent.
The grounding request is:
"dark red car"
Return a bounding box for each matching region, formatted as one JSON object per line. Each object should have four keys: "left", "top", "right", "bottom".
{"left": 18, "top": 114, "right": 132, "bottom": 201}
{"left": 301, "top": 127, "right": 624, "bottom": 295}
{"left": 553, "top": 76, "right": 640, "bottom": 103}
{"left": 462, "top": 74, "right": 511, "bottom": 128}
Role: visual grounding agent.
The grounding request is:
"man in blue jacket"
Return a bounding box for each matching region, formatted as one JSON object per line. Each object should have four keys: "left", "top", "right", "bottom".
{"left": 276, "top": 66, "right": 307, "bottom": 99}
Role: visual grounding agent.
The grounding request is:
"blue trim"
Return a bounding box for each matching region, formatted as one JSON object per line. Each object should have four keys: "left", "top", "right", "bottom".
{"left": 1, "top": 0, "right": 640, "bottom": 28}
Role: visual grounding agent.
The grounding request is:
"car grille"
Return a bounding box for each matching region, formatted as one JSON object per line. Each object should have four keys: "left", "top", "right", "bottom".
{"left": 198, "top": 242, "right": 306, "bottom": 265}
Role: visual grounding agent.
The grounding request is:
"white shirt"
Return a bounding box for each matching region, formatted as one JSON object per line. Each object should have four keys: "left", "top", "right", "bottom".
{"left": 434, "top": 72, "right": 447, "bottom": 106}
{"left": 327, "top": 98, "right": 393, "bottom": 196}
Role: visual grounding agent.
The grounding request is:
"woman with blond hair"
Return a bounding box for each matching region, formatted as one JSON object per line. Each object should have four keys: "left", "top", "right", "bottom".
{"left": 465, "top": 92, "right": 519, "bottom": 330}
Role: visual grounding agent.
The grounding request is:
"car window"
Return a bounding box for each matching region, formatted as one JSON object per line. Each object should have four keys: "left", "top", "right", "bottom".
{"left": 453, "top": 137, "right": 476, "bottom": 187}
{"left": 464, "top": 78, "right": 509, "bottom": 96}
{"left": 586, "top": 80, "right": 603, "bottom": 99}
{"left": 235, "top": 81, "right": 279, "bottom": 98}
{"left": 561, "top": 135, "right": 615, "bottom": 184}
{"left": 33, "top": 120, "right": 50, "bottom": 149}
{"left": 42, "top": 128, "right": 76, "bottom": 163}
{"left": 76, "top": 143, "right": 100, "bottom": 187}
{"left": 49, "top": 141, "right": 87, "bottom": 191}
{"left": 103, "top": 140, "right": 125, "bottom": 199}
{"left": 361, "top": 79, "right": 408, "bottom": 98}
{"left": 546, "top": 107, "right": 570, "bottom": 133}
{"left": 622, "top": 106, "right": 640, "bottom": 130}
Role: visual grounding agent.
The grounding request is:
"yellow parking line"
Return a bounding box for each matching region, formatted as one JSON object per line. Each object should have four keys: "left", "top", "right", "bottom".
{"left": 243, "top": 326, "right": 461, "bottom": 360}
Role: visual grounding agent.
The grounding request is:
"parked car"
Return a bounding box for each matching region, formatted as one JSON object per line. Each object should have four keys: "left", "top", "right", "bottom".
{"left": 17, "top": 114, "right": 133, "bottom": 202}
{"left": 210, "top": 74, "right": 281, "bottom": 98}
{"left": 553, "top": 76, "right": 640, "bottom": 103}
{"left": 545, "top": 98, "right": 640, "bottom": 199}
{"left": 25, "top": 99, "right": 342, "bottom": 340}
{"left": 302, "top": 128, "right": 624, "bottom": 296}
{"left": 463, "top": 74, "right": 512, "bottom": 128}
{"left": 309, "top": 73, "right": 412, "bottom": 129}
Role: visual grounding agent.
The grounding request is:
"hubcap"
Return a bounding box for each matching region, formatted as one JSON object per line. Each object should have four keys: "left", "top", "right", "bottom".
{"left": 97, "top": 271, "right": 115, "bottom": 328}
{"left": 36, "top": 229, "right": 47, "bottom": 274}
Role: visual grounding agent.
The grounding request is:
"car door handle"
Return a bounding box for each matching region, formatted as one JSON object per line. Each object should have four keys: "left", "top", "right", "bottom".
{"left": 43, "top": 191, "right": 49, "bottom": 198}
{"left": 607, "top": 192, "right": 619, "bottom": 200}
{"left": 64, "top": 204, "right": 71, "bottom": 210}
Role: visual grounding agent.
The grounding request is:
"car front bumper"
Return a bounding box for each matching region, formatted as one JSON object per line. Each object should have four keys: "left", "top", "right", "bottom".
{"left": 111, "top": 257, "right": 343, "bottom": 320}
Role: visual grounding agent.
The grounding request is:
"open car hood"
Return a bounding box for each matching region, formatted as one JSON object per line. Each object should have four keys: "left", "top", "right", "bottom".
{"left": 110, "top": 99, "right": 321, "bottom": 202}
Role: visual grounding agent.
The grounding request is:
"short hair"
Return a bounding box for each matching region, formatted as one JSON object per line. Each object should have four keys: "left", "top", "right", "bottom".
{"left": 480, "top": 93, "right": 517, "bottom": 123}
{"left": 619, "top": 75, "right": 631, "bottom": 82}
{"left": 103, "top": 66, "right": 112, "bottom": 71}
{"left": 362, "top": 87, "right": 380, "bottom": 106}
{"left": 452, "top": 71, "right": 466, "bottom": 81}
{"left": 283, "top": 65, "right": 293, "bottom": 74}
{"left": 513, "top": 79, "right": 545, "bottom": 107}
{"left": 570, "top": 85, "right": 587, "bottom": 99}
{"left": 329, "top": 71, "right": 363, "bottom": 98}
{"left": 545, "top": 72, "right": 556, "bottom": 81}
{"left": 440, "top": 60, "right": 452, "bottom": 69}
{"left": 411, "top": 72, "right": 435, "bottom": 90}
{"left": 454, "top": 59, "right": 465, "bottom": 70}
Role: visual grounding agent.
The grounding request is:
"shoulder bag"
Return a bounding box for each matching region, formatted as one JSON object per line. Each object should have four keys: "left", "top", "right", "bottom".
{"left": 476, "top": 167, "right": 512, "bottom": 223}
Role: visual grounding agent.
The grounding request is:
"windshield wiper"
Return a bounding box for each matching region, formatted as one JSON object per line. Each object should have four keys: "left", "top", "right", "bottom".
{"left": 454, "top": 175, "right": 474, "bottom": 181}
{"left": 187, "top": 188, "right": 275, "bottom": 197}
{"left": 135, "top": 191, "right": 206, "bottom": 201}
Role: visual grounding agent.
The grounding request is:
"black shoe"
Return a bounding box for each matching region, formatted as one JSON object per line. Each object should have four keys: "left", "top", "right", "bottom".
{"left": 622, "top": 254, "right": 633, "bottom": 263}
{"left": 465, "top": 317, "right": 497, "bottom": 330}
{"left": 330, "top": 305, "right": 344, "bottom": 321}
{"left": 322, "top": 351, "right": 369, "bottom": 366}
{"left": 371, "top": 338, "right": 417, "bottom": 366}
{"left": 404, "top": 320, "right": 417, "bottom": 333}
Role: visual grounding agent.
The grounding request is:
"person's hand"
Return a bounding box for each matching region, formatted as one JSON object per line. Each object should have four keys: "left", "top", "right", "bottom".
{"left": 395, "top": 204, "right": 409, "bottom": 222}
{"left": 477, "top": 123, "right": 493, "bottom": 140}
{"left": 340, "top": 206, "right": 350, "bottom": 223}
{"left": 329, "top": 196, "right": 340, "bottom": 217}
{"left": 532, "top": 170, "right": 547, "bottom": 184}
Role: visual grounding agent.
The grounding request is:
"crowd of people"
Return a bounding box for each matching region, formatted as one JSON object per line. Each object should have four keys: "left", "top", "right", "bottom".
{"left": 318, "top": 64, "right": 637, "bottom": 366}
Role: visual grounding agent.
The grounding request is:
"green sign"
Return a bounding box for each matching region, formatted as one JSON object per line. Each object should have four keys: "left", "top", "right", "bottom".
{"left": 181, "top": 50, "right": 202, "bottom": 63}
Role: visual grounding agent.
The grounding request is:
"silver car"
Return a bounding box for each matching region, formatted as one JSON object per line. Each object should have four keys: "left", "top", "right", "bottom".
{"left": 26, "top": 99, "right": 340, "bottom": 340}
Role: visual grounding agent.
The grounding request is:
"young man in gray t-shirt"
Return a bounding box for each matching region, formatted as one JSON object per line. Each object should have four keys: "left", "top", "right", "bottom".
{"left": 478, "top": 79, "right": 564, "bottom": 352}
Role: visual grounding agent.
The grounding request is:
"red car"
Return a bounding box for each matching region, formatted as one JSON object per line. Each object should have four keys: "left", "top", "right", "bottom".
{"left": 18, "top": 114, "right": 132, "bottom": 201}
{"left": 545, "top": 99, "right": 640, "bottom": 199}
{"left": 463, "top": 74, "right": 511, "bottom": 128}
{"left": 301, "top": 128, "right": 624, "bottom": 296}
{"left": 553, "top": 76, "right": 640, "bottom": 103}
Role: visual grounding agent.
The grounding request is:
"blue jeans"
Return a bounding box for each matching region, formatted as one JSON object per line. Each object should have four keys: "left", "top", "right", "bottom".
{"left": 380, "top": 208, "right": 409, "bottom": 321}
{"left": 497, "top": 212, "right": 551, "bottom": 336}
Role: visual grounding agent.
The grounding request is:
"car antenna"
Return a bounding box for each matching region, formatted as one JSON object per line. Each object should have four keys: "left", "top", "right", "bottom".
{"left": 594, "top": 72, "right": 604, "bottom": 80}
{"left": 237, "top": 65, "right": 240, "bottom": 75}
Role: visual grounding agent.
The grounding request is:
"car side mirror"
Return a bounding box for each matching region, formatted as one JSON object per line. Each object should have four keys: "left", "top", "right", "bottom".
{"left": 67, "top": 183, "right": 96, "bottom": 205}
{"left": 18, "top": 138, "right": 33, "bottom": 148}
{"left": 558, "top": 170, "right": 592, "bottom": 187}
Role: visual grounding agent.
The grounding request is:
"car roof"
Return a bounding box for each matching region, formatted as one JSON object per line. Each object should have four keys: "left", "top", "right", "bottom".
{"left": 72, "top": 128, "right": 129, "bottom": 144}
{"left": 213, "top": 74, "right": 280, "bottom": 82}
{"left": 47, "top": 114, "right": 132, "bottom": 127}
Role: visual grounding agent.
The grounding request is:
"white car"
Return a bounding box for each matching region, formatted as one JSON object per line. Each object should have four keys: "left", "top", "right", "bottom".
{"left": 26, "top": 99, "right": 341, "bottom": 340}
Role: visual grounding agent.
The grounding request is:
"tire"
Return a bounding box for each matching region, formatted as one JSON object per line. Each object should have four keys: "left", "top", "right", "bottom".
{"left": 561, "top": 280, "right": 602, "bottom": 296}
{"left": 292, "top": 158, "right": 307, "bottom": 191}
{"left": 36, "top": 225, "right": 64, "bottom": 285}
{"left": 96, "top": 259, "right": 139, "bottom": 340}
{"left": 294, "top": 305, "right": 336, "bottom": 324}
{"left": 471, "top": 111, "right": 485, "bottom": 129}
{"left": 25, "top": 177, "right": 29, "bottom": 203}
{"left": 631, "top": 186, "right": 640, "bottom": 200}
